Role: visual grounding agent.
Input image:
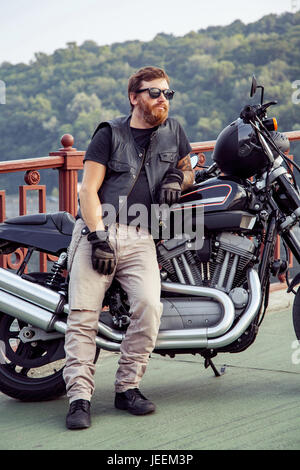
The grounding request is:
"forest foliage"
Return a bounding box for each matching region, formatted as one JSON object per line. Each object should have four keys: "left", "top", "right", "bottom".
{"left": 0, "top": 11, "right": 299, "bottom": 192}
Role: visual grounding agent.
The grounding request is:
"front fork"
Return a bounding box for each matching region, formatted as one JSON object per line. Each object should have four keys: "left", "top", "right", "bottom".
{"left": 282, "top": 229, "right": 300, "bottom": 266}
{"left": 258, "top": 212, "right": 278, "bottom": 290}
{"left": 274, "top": 173, "right": 300, "bottom": 265}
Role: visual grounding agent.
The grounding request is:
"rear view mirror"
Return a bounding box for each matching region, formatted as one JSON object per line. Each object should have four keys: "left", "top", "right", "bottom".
{"left": 250, "top": 75, "right": 257, "bottom": 98}
{"left": 250, "top": 74, "right": 264, "bottom": 104}
{"left": 190, "top": 154, "right": 199, "bottom": 169}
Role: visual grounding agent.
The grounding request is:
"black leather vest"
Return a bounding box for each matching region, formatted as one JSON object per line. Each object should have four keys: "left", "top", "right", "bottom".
{"left": 95, "top": 115, "right": 182, "bottom": 221}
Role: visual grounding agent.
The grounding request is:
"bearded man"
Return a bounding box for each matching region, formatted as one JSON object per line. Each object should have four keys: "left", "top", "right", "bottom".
{"left": 63, "top": 66, "right": 194, "bottom": 430}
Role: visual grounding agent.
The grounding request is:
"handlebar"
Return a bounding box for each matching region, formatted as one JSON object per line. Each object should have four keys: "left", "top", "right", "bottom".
{"left": 240, "top": 101, "right": 277, "bottom": 123}
{"left": 195, "top": 163, "right": 220, "bottom": 183}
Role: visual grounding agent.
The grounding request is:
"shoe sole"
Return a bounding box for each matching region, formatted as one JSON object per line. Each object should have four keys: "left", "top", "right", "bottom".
{"left": 115, "top": 402, "right": 156, "bottom": 415}
{"left": 66, "top": 423, "right": 91, "bottom": 430}
{"left": 66, "top": 419, "right": 91, "bottom": 430}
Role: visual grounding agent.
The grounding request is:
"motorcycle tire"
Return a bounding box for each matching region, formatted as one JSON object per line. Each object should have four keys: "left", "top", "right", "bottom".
{"left": 292, "top": 287, "right": 300, "bottom": 341}
{"left": 0, "top": 313, "right": 100, "bottom": 401}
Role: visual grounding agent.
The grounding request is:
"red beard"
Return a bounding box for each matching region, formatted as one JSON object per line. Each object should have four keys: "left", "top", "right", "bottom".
{"left": 140, "top": 100, "right": 169, "bottom": 127}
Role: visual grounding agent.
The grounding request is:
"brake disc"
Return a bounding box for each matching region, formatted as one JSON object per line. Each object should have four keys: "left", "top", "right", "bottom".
{"left": 0, "top": 315, "right": 65, "bottom": 368}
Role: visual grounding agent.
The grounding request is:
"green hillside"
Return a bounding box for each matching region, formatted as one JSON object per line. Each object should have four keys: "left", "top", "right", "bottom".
{"left": 0, "top": 10, "right": 299, "bottom": 193}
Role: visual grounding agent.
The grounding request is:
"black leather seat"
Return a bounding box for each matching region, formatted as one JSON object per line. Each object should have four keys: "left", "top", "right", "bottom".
{"left": 5, "top": 211, "right": 75, "bottom": 236}
{"left": 50, "top": 212, "right": 75, "bottom": 235}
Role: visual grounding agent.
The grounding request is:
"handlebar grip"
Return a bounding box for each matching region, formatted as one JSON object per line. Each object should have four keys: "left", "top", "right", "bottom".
{"left": 240, "top": 105, "right": 257, "bottom": 122}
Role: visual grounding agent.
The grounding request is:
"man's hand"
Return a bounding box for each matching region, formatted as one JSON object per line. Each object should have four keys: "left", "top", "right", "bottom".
{"left": 87, "top": 230, "right": 116, "bottom": 275}
{"left": 159, "top": 167, "right": 184, "bottom": 206}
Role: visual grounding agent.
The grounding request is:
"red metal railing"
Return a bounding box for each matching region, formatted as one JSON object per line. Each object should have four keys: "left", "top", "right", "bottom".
{"left": 0, "top": 134, "right": 84, "bottom": 271}
{"left": 0, "top": 130, "right": 299, "bottom": 273}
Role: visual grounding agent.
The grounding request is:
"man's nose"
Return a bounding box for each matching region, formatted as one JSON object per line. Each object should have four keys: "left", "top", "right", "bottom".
{"left": 157, "top": 92, "right": 167, "bottom": 102}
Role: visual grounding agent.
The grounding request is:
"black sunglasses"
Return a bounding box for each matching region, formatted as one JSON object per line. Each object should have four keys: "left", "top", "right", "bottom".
{"left": 136, "top": 87, "right": 175, "bottom": 100}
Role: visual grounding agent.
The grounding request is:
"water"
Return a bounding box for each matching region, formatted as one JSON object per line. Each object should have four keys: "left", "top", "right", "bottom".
{"left": 4, "top": 194, "right": 59, "bottom": 219}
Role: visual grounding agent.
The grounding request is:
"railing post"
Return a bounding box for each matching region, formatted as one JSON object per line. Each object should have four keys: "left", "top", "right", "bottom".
{"left": 49, "top": 134, "right": 84, "bottom": 217}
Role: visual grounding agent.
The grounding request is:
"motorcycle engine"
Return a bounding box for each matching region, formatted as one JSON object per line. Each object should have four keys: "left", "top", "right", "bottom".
{"left": 157, "top": 232, "right": 256, "bottom": 301}
{"left": 104, "top": 232, "right": 257, "bottom": 332}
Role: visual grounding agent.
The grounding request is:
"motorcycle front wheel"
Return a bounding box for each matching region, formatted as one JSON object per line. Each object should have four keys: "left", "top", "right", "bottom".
{"left": 292, "top": 286, "right": 300, "bottom": 341}
{"left": 0, "top": 313, "right": 99, "bottom": 401}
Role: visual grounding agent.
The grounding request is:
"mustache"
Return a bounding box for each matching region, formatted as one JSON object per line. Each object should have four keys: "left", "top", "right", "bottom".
{"left": 153, "top": 103, "right": 168, "bottom": 110}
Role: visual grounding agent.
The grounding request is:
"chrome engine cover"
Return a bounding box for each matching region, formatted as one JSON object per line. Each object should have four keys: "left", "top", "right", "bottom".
{"left": 160, "top": 297, "right": 222, "bottom": 330}
{"left": 157, "top": 232, "right": 256, "bottom": 293}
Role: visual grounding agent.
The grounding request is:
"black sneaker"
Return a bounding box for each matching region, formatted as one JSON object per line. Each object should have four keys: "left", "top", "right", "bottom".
{"left": 66, "top": 399, "right": 91, "bottom": 430}
{"left": 115, "top": 388, "right": 156, "bottom": 415}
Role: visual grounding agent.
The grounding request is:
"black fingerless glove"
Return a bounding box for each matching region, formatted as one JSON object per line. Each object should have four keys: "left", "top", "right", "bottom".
{"left": 87, "top": 230, "right": 116, "bottom": 275}
{"left": 159, "top": 167, "right": 184, "bottom": 206}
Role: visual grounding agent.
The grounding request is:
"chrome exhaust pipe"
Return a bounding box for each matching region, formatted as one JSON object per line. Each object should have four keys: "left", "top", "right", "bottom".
{"left": 0, "top": 267, "right": 261, "bottom": 352}
{"left": 0, "top": 289, "right": 121, "bottom": 351}
{"left": 207, "top": 269, "right": 261, "bottom": 349}
{"left": 0, "top": 289, "right": 67, "bottom": 334}
{"left": 0, "top": 268, "right": 122, "bottom": 351}
{"left": 159, "top": 281, "right": 235, "bottom": 339}
{"left": 82, "top": 268, "right": 261, "bottom": 350}
{"left": 0, "top": 267, "right": 236, "bottom": 340}
{"left": 0, "top": 268, "right": 67, "bottom": 316}
{"left": 97, "top": 281, "right": 236, "bottom": 342}
{"left": 155, "top": 269, "right": 261, "bottom": 349}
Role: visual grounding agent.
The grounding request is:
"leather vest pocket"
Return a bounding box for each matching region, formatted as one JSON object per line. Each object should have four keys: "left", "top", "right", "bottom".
{"left": 159, "top": 152, "right": 177, "bottom": 163}
{"left": 107, "top": 159, "right": 137, "bottom": 183}
{"left": 107, "top": 160, "right": 131, "bottom": 173}
{"left": 108, "top": 160, "right": 132, "bottom": 172}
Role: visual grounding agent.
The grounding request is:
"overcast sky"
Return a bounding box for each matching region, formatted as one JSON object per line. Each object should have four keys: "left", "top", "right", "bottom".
{"left": 0, "top": 0, "right": 297, "bottom": 64}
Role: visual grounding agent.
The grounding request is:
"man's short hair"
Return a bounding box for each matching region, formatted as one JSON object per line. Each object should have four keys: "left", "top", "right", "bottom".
{"left": 128, "top": 66, "right": 170, "bottom": 111}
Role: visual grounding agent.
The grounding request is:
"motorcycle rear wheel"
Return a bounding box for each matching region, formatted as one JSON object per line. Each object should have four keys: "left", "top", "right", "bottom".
{"left": 0, "top": 313, "right": 99, "bottom": 401}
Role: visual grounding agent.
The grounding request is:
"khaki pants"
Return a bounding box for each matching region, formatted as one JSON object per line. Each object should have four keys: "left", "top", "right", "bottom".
{"left": 63, "top": 219, "right": 163, "bottom": 403}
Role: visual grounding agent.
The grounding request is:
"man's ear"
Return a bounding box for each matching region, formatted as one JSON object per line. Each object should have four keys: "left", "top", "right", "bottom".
{"left": 129, "top": 92, "right": 138, "bottom": 108}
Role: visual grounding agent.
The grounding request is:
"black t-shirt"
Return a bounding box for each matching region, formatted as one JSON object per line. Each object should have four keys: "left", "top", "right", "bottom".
{"left": 84, "top": 121, "right": 192, "bottom": 228}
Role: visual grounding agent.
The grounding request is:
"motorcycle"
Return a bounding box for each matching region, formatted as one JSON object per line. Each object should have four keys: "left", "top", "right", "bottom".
{"left": 0, "top": 75, "right": 300, "bottom": 401}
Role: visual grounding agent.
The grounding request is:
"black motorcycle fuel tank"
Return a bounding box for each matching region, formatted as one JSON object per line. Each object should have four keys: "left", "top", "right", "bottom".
{"left": 172, "top": 176, "right": 255, "bottom": 232}
{"left": 0, "top": 212, "right": 74, "bottom": 255}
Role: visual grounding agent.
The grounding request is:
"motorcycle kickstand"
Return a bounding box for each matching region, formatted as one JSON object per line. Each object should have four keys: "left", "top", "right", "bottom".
{"left": 204, "top": 357, "right": 226, "bottom": 377}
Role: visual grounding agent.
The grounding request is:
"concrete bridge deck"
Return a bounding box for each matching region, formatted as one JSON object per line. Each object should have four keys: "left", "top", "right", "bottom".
{"left": 0, "top": 288, "right": 300, "bottom": 452}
